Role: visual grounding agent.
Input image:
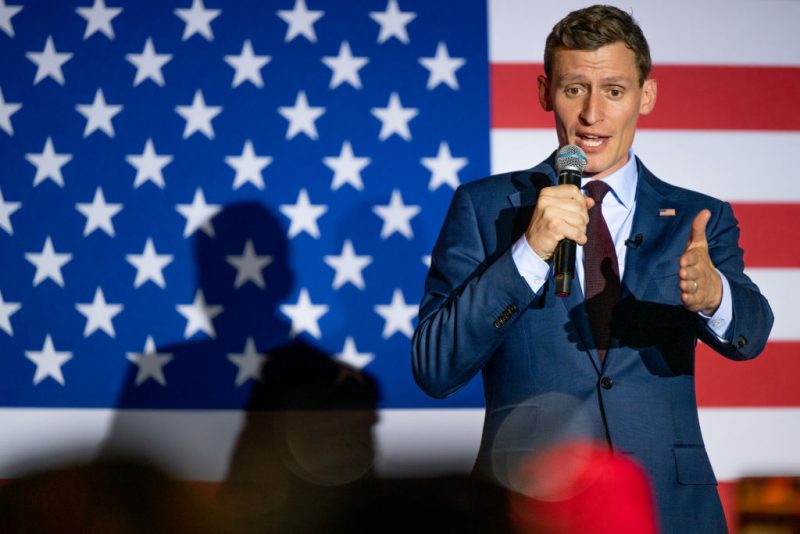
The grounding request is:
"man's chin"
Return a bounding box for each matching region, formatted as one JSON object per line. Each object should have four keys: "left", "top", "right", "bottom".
{"left": 583, "top": 162, "right": 609, "bottom": 178}
{"left": 583, "top": 154, "right": 631, "bottom": 179}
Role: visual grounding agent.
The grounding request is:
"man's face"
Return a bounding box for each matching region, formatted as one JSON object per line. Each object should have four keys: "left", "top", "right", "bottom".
{"left": 538, "top": 42, "right": 657, "bottom": 179}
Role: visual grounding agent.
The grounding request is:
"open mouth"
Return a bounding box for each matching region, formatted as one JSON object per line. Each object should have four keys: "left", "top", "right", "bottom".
{"left": 576, "top": 134, "right": 608, "bottom": 149}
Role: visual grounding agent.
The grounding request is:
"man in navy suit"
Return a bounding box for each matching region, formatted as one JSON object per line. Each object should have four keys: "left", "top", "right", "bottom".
{"left": 411, "top": 5, "right": 773, "bottom": 533}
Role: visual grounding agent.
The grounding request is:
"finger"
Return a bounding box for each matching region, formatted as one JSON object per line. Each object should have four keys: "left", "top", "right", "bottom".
{"left": 538, "top": 199, "right": 590, "bottom": 226}
{"left": 540, "top": 188, "right": 590, "bottom": 209}
{"left": 680, "top": 291, "right": 698, "bottom": 310}
{"left": 560, "top": 224, "right": 588, "bottom": 245}
{"left": 687, "top": 209, "right": 711, "bottom": 248}
{"left": 546, "top": 197, "right": 591, "bottom": 218}
{"left": 549, "top": 206, "right": 590, "bottom": 228}
{"left": 679, "top": 256, "right": 707, "bottom": 279}
{"left": 680, "top": 263, "right": 704, "bottom": 281}
{"left": 679, "top": 278, "right": 698, "bottom": 294}
{"left": 542, "top": 184, "right": 584, "bottom": 199}
{"left": 680, "top": 281, "right": 704, "bottom": 304}
{"left": 679, "top": 251, "right": 702, "bottom": 269}
{"left": 542, "top": 214, "right": 588, "bottom": 244}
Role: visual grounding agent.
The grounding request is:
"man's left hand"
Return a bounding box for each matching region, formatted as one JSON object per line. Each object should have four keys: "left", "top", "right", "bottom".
{"left": 679, "top": 209, "right": 723, "bottom": 315}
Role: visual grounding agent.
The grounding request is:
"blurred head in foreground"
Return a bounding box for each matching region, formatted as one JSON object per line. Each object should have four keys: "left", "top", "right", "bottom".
{"left": 508, "top": 441, "right": 658, "bottom": 534}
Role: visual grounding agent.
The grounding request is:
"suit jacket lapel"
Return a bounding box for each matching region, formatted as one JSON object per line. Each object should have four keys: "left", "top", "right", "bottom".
{"left": 507, "top": 157, "right": 557, "bottom": 210}
{"left": 507, "top": 181, "right": 543, "bottom": 209}
{"left": 556, "top": 272, "right": 602, "bottom": 374}
{"left": 622, "top": 160, "right": 684, "bottom": 299}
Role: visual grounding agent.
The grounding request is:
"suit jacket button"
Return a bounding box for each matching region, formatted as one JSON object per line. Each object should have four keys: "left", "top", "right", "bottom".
{"left": 601, "top": 377, "right": 613, "bottom": 390}
{"left": 737, "top": 335, "right": 747, "bottom": 349}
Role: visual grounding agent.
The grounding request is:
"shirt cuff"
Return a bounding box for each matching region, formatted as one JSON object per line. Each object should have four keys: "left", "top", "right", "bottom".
{"left": 511, "top": 235, "right": 551, "bottom": 294}
{"left": 699, "top": 270, "right": 733, "bottom": 341}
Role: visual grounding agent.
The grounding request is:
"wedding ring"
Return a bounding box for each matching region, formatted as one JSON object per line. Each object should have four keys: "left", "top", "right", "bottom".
{"left": 691, "top": 280, "right": 698, "bottom": 293}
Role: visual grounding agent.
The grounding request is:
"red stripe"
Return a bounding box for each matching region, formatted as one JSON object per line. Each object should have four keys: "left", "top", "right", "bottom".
{"left": 491, "top": 64, "right": 543, "bottom": 128}
{"left": 491, "top": 64, "right": 800, "bottom": 130}
{"left": 696, "top": 342, "right": 800, "bottom": 407}
{"left": 719, "top": 482, "right": 738, "bottom": 534}
{"left": 732, "top": 203, "right": 800, "bottom": 268}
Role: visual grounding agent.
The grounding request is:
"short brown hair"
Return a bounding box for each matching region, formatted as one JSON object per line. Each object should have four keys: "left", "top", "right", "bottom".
{"left": 544, "top": 5, "right": 652, "bottom": 85}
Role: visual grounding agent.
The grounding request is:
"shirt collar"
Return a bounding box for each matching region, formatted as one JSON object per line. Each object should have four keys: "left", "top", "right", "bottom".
{"left": 580, "top": 150, "right": 638, "bottom": 209}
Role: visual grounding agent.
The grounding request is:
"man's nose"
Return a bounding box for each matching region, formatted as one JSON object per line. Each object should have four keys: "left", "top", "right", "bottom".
{"left": 579, "top": 91, "right": 602, "bottom": 125}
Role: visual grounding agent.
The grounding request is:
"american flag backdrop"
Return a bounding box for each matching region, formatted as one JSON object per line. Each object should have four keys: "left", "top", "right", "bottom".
{"left": 0, "top": 0, "right": 798, "bottom": 517}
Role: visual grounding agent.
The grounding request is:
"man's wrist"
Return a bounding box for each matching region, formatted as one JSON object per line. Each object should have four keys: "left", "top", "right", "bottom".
{"left": 700, "top": 270, "right": 733, "bottom": 341}
{"left": 512, "top": 235, "right": 551, "bottom": 293}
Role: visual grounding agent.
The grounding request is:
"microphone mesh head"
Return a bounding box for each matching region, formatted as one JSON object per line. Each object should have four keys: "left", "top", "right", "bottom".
{"left": 555, "top": 145, "right": 587, "bottom": 173}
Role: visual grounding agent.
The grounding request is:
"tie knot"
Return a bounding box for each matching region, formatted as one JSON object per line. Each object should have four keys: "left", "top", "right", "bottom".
{"left": 585, "top": 180, "right": 612, "bottom": 204}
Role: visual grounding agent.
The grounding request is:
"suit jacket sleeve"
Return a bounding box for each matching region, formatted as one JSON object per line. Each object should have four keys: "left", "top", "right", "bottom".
{"left": 698, "top": 200, "right": 773, "bottom": 359}
{"left": 411, "top": 185, "right": 537, "bottom": 398}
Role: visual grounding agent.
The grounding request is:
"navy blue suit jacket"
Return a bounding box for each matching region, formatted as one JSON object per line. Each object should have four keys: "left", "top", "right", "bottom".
{"left": 412, "top": 156, "right": 773, "bottom": 533}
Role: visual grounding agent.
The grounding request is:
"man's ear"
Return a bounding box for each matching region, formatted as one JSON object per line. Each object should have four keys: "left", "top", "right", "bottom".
{"left": 639, "top": 78, "right": 657, "bottom": 115}
{"left": 538, "top": 75, "right": 552, "bottom": 112}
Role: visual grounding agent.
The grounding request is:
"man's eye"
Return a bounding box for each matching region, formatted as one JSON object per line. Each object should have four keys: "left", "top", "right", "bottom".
{"left": 566, "top": 87, "right": 582, "bottom": 96}
{"left": 609, "top": 88, "right": 623, "bottom": 98}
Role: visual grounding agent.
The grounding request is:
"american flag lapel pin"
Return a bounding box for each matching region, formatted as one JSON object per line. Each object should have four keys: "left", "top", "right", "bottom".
{"left": 659, "top": 208, "right": 676, "bottom": 217}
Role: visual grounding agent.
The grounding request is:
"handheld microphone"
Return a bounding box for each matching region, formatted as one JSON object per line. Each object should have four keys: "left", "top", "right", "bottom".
{"left": 554, "top": 145, "right": 587, "bottom": 297}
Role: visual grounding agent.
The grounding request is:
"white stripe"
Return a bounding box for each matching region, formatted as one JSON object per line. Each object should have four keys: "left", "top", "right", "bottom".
{"left": 490, "top": 129, "right": 800, "bottom": 202}
{"left": 373, "top": 409, "right": 482, "bottom": 475}
{"left": 381, "top": 410, "right": 800, "bottom": 482}
{"left": 490, "top": 129, "right": 556, "bottom": 176}
{"left": 489, "top": 0, "right": 800, "bottom": 66}
{"left": 0, "top": 408, "right": 795, "bottom": 483}
{"left": 0, "top": 408, "right": 245, "bottom": 481}
{"left": 746, "top": 269, "right": 799, "bottom": 341}
{"left": 701, "top": 408, "right": 800, "bottom": 481}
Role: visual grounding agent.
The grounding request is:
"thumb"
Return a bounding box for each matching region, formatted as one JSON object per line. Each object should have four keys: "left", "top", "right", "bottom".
{"left": 687, "top": 209, "right": 711, "bottom": 248}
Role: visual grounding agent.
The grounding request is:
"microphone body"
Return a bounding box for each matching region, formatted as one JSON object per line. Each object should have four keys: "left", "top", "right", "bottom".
{"left": 553, "top": 145, "right": 587, "bottom": 297}
{"left": 553, "top": 167, "right": 582, "bottom": 296}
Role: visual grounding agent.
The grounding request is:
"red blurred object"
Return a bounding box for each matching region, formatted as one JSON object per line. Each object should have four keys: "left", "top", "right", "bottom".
{"left": 508, "top": 441, "right": 658, "bottom": 534}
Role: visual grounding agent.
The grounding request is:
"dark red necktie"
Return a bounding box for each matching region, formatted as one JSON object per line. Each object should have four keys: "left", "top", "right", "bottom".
{"left": 583, "top": 180, "right": 621, "bottom": 362}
